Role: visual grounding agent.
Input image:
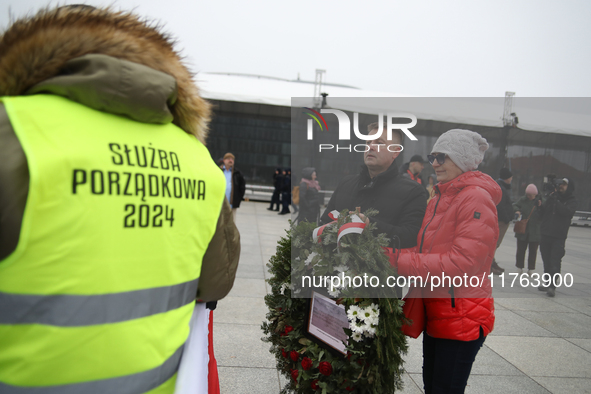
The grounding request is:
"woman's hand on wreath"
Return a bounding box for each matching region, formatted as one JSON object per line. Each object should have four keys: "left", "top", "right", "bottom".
{"left": 350, "top": 211, "right": 370, "bottom": 225}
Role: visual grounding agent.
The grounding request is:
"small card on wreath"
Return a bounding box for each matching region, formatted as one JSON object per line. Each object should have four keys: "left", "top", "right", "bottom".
{"left": 306, "top": 291, "right": 349, "bottom": 355}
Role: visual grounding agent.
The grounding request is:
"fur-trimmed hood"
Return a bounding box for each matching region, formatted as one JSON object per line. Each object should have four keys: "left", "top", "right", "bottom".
{"left": 0, "top": 6, "right": 210, "bottom": 143}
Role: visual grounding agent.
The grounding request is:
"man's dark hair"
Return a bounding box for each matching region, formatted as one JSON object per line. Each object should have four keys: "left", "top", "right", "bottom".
{"left": 366, "top": 122, "right": 403, "bottom": 145}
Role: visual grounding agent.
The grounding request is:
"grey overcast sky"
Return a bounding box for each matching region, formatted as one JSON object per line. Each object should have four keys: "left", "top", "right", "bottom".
{"left": 1, "top": 0, "right": 591, "bottom": 97}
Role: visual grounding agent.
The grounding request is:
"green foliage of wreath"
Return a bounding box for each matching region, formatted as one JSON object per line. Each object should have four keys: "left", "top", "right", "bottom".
{"left": 262, "top": 210, "right": 408, "bottom": 393}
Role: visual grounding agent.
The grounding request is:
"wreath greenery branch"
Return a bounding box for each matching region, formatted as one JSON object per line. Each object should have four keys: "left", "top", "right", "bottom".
{"left": 262, "top": 209, "right": 408, "bottom": 393}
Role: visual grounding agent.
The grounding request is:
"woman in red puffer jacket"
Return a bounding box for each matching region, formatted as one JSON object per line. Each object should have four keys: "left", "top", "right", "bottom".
{"left": 392, "top": 129, "right": 502, "bottom": 394}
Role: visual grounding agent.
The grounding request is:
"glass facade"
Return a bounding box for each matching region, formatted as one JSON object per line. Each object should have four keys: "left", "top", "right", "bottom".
{"left": 206, "top": 100, "right": 291, "bottom": 184}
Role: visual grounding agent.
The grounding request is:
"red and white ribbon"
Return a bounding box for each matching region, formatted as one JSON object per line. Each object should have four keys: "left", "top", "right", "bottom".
{"left": 312, "top": 210, "right": 340, "bottom": 243}
{"left": 337, "top": 214, "right": 365, "bottom": 244}
{"left": 312, "top": 210, "right": 366, "bottom": 244}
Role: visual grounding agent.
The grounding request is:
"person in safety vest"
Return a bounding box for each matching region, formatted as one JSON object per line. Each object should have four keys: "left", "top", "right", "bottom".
{"left": 0, "top": 5, "right": 239, "bottom": 393}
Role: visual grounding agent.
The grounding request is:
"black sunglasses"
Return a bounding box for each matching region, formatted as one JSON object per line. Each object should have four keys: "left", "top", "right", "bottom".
{"left": 427, "top": 153, "right": 446, "bottom": 165}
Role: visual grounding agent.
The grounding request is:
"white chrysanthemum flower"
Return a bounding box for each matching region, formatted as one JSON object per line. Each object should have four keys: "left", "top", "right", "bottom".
{"left": 350, "top": 321, "right": 365, "bottom": 334}
{"left": 351, "top": 332, "right": 363, "bottom": 342}
{"left": 304, "top": 252, "right": 318, "bottom": 266}
{"left": 364, "top": 325, "right": 377, "bottom": 338}
{"left": 369, "top": 303, "right": 379, "bottom": 317}
{"left": 347, "top": 305, "right": 361, "bottom": 321}
{"left": 359, "top": 305, "right": 379, "bottom": 324}
{"left": 359, "top": 308, "right": 373, "bottom": 323}
{"left": 334, "top": 264, "right": 349, "bottom": 273}
{"left": 327, "top": 288, "right": 340, "bottom": 298}
{"left": 364, "top": 316, "right": 379, "bottom": 327}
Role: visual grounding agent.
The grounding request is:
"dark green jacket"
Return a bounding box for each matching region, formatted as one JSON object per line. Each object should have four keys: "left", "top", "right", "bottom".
{"left": 512, "top": 196, "right": 542, "bottom": 242}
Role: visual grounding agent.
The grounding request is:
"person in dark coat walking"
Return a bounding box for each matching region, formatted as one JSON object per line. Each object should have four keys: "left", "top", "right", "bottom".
{"left": 513, "top": 184, "right": 543, "bottom": 275}
{"left": 491, "top": 168, "right": 513, "bottom": 274}
{"left": 537, "top": 177, "right": 577, "bottom": 297}
{"left": 278, "top": 169, "right": 291, "bottom": 215}
{"left": 268, "top": 168, "right": 281, "bottom": 211}
{"left": 296, "top": 167, "right": 321, "bottom": 224}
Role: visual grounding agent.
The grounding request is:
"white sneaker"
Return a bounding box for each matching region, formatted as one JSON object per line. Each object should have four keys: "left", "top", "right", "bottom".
{"left": 517, "top": 268, "right": 523, "bottom": 275}
{"left": 527, "top": 269, "right": 535, "bottom": 276}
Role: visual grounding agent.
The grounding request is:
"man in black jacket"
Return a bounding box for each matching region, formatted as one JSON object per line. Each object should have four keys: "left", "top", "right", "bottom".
{"left": 267, "top": 168, "right": 282, "bottom": 211}
{"left": 538, "top": 177, "right": 577, "bottom": 297}
{"left": 491, "top": 168, "right": 514, "bottom": 274}
{"left": 222, "top": 153, "right": 246, "bottom": 221}
{"left": 320, "top": 122, "right": 427, "bottom": 249}
{"left": 279, "top": 168, "right": 291, "bottom": 215}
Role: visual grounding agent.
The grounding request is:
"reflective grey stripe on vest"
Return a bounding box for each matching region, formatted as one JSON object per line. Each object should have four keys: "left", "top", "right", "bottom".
{"left": 0, "top": 277, "right": 198, "bottom": 326}
{"left": 0, "top": 344, "right": 183, "bottom": 394}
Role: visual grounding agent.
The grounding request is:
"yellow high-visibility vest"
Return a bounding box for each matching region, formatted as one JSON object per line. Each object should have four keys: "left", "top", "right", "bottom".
{"left": 0, "top": 94, "right": 226, "bottom": 393}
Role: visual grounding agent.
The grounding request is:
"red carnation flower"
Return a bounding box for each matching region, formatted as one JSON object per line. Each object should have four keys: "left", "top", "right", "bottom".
{"left": 290, "top": 350, "right": 299, "bottom": 362}
{"left": 291, "top": 369, "right": 299, "bottom": 382}
{"left": 281, "top": 349, "right": 287, "bottom": 358}
{"left": 319, "top": 361, "right": 333, "bottom": 376}
{"left": 301, "top": 357, "right": 312, "bottom": 370}
{"left": 311, "top": 379, "right": 320, "bottom": 390}
{"left": 346, "top": 386, "right": 354, "bottom": 392}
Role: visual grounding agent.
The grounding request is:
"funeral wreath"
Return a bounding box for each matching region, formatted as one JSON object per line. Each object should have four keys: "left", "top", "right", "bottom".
{"left": 262, "top": 209, "right": 409, "bottom": 393}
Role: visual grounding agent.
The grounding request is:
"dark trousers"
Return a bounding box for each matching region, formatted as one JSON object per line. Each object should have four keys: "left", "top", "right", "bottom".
{"left": 422, "top": 329, "right": 485, "bottom": 394}
{"left": 279, "top": 192, "right": 290, "bottom": 213}
{"left": 492, "top": 221, "right": 510, "bottom": 265}
{"left": 516, "top": 239, "right": 539, "bottom": 270}
{"left": 539, "top": 235, "right": 566, "bottom": 289}
{"left": 269, "top": 190, "right": 280, "bottom": 210}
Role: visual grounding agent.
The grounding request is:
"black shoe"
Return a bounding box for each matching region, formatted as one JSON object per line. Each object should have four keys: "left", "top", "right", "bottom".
{"left": 278, "top": 211, "right": 290, "bottom": 215}
{"left": 491, "top": 262, "right": 505, "bottom": 275}
{"left": 546, "top": 288, "right": 556, "bottom": 297}
{"left": 538, "top": 284, "right": 548, "bottom": 292}
{"left": 267, "top": 207, "right": 274, "bottom": 211}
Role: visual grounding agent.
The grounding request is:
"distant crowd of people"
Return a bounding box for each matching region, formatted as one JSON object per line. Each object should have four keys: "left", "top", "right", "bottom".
{"left": 267, "top": 168, "right": 294, "bottom": 215}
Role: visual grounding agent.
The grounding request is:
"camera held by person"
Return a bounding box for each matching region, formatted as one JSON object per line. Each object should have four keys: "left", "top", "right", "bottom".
{"left": 542, "top": 174, "right": 559, "bottom": 196}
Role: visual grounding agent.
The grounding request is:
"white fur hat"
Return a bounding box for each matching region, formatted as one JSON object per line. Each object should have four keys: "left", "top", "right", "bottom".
{"left": 431, "top": 129, "right": 489, "bottom": 172}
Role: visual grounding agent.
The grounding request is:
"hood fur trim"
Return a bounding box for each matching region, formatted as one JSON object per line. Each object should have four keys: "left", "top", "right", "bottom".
{"left": 0, "top": 6, "right": 210, "bottom": 143}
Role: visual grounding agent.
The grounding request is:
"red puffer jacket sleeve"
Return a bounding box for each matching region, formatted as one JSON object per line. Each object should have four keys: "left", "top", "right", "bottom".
{"left": 397, "top": 185, "right": 499, "bottom": 282}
